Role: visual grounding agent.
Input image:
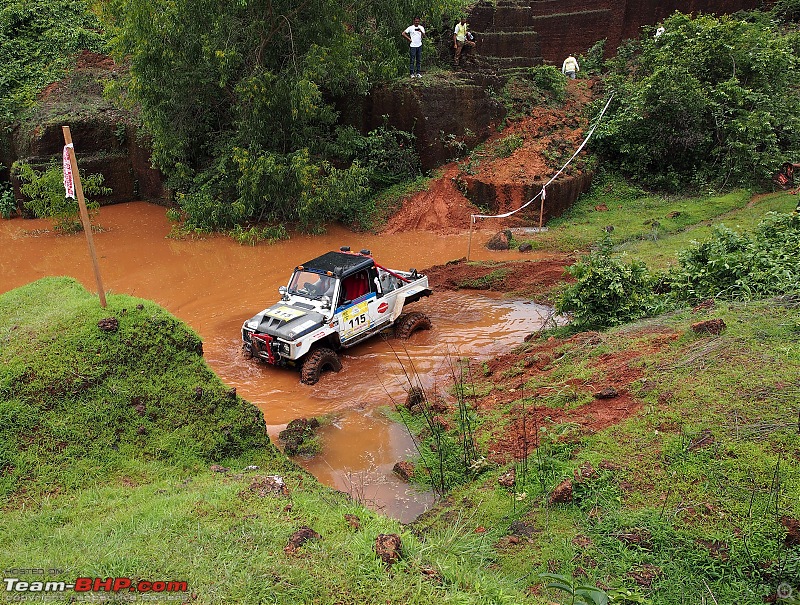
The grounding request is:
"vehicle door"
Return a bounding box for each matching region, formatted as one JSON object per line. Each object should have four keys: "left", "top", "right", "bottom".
{"left": 334, "top": 268, "right": 384, "bottom": 344}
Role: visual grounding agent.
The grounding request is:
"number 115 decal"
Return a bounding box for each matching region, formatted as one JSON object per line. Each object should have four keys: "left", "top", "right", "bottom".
{"left": 340, "top": 301, "right": 370, "bottom": 339}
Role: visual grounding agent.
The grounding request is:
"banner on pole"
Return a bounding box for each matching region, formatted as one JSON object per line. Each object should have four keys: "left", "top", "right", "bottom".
{"left": 63, "top": 144, "right": 75, "bottom": 199}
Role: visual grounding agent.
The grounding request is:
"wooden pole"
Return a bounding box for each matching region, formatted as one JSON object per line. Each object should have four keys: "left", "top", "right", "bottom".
{"left": 62, "top": 126, "right": 107, "bottom": 307}
{"left": 467, "top": 215, "right": 474, "bottom": 261}
{"left": 538, "top": 190, "right": 545, "bottom": 230}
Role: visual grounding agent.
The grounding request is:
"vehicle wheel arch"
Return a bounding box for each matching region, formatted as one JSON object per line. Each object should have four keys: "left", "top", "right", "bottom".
{"left": 300, "top": 347, "right": 342, "bottom": 385}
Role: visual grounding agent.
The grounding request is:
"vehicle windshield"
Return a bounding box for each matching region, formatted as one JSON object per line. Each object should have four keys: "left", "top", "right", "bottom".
{"left": 287, "top": 270, "right": 336, "bottom": 300}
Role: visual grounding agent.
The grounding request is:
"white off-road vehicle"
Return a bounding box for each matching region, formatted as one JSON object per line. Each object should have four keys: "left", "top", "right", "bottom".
{"left": 242, "top": 247, "right": 432, "bottom": 384}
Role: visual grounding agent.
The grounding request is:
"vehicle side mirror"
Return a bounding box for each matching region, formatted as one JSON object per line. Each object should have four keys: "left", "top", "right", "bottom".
{"left": 278, "top": 286, "right": 288, "bottom": 299}
{"left": 321, "top": 295, "right": 331, "bottom": 308}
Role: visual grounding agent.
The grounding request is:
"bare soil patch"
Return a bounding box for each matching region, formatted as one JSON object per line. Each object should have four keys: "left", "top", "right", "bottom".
{"left": 460, "top": 328, "right": 680, "bottom": 464}
{"left": 382, "top": 164, "right": 478, "bottom": 234}
{"left": 425, "top": 256, "right": 574, "bottom": 300}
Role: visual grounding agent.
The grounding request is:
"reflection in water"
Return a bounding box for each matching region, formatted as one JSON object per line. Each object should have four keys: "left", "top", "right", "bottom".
{"left": 0, "top": 202, "right": 552, "bottom": 522}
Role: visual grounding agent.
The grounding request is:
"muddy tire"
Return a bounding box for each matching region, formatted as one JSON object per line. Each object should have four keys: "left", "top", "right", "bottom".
{"left": 395, "top": 312, "right": 432, "bottom": 339}
{"left": 300, "top": 347, "right": 342, "bottom": 385}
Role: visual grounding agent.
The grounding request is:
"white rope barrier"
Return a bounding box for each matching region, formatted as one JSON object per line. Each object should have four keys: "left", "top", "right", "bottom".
{"left": 466, "top": 94, "right": 614, "bottom": 259}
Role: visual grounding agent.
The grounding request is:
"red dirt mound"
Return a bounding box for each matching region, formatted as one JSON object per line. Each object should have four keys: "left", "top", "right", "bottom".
{"left": 76, "top": 50, "right": 116, "bottom": 70}
{"left": 425, "top": 257, "right": 574, "bottom": 300}
{"left": 382, "top": 164, "right": 479, "bottom": 234}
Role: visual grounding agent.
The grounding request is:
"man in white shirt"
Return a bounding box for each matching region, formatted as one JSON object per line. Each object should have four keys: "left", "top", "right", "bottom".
{"left": 402, "top": 17, "right": 425, "bottom": 78}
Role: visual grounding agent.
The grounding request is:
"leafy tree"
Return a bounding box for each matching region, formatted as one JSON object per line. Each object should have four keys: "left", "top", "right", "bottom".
{"left": 593, "top": 12, "right": 800, "bottom": 190}
{"left": 103, "top": 0, "right": 459, "bottom": 230}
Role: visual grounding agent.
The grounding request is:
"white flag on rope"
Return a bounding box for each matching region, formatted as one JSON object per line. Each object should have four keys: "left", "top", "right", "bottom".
{"left": 63, "top": 144, "right": 75, "bottom": 199}
{"left": 541, "top": 186, "right": 546, "bottom": 201}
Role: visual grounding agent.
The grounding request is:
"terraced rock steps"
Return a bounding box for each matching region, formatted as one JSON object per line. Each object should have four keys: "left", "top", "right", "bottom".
{"left": 467, "top": 0, "right": 614, "bottom": 66}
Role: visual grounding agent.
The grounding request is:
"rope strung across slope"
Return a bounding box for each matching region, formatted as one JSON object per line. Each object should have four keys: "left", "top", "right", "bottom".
{"left": 471, "top": 93, "right": 615, "bottom": 222}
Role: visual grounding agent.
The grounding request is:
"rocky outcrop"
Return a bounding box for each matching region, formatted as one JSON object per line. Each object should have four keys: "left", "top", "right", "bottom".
{"left": 463, "top": 171, "right": 593, "bottom": 224}
{"left": 468, "top": 1, "right": 544, "bottom": 72}
{"left": 355, "top": 77, "right": 506, "bottom": 171}
{"left": 7, "top": 53, "right": 165, "bottom": 210}
{"left": 469, "top": 0, "right": 763, "bottom": 65}
{"left": 11, "top": 118, "right": 164, "bottom": 207}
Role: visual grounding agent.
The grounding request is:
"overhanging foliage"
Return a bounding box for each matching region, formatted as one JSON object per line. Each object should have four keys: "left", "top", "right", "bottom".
{"left": 0, "top": 0, "right": 106, "bottom": 126}
{"left": 593, "top": 12, "right": 800, "bottom": 190}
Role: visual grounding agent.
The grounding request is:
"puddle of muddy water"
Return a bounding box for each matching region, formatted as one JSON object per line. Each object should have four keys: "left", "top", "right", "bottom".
{"left": 0, "top": 202, "right": 553, "bottom": 523}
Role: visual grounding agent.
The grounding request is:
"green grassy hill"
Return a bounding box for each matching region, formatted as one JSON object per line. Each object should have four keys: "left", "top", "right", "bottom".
{"left": 0, "top": 277, "right": 276, "bottom": 502}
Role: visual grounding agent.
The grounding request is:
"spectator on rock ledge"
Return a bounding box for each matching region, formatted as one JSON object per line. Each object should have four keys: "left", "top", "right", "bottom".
{"left": 453, "top": 18, "right": 476, "bottom": 66}
{"left": 402, "top": 17, "right": 426, "bottom": 78}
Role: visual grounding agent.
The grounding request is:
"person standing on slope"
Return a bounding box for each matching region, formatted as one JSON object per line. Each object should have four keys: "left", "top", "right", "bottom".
{"left": 562, "top": 54, "right": 579, "bottom": 79}
{"left": 453, "top": 18, "right": 475, "bottom": 66}
{"left": 403, "top": 17, "right": 426, "bottom": 78}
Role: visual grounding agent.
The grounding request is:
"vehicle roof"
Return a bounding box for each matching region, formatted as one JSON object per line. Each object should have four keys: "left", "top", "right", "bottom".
{"left": 299, "top": 251, "right": 374, "bottom": 278}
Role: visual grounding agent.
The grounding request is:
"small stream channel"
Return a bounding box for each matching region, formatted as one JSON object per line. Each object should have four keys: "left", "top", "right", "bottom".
{"left": 0, "top": 202, "right": 554, "bottom": 521}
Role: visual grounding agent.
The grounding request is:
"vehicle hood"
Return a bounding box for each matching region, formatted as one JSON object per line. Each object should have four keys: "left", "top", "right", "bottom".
{"left": 247, "top": 302, "right": 327, "bottom": 341}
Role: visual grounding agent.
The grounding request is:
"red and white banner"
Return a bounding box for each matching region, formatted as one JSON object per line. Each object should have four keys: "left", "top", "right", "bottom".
{"left": 63, "top": 144, "right": 75, "bottom": 199}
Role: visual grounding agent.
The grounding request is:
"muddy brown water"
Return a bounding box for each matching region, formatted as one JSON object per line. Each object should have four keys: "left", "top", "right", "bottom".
{"left": 0, "top": 202, "right": 554, "bottom": 522}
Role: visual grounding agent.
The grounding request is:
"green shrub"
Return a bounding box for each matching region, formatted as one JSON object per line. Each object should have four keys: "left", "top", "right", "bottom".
{"left": 772, "top": 0, "right": 800, "bottom": 22}
{"left": 14, "top": 161, "right": 110, "bottom": 232}
{"left": 557, "top": 240, "right": 665, "bottom": 330}
{"left": 529, "top": 65, "right": 567, "bottom": 101}
{"left": 670, "top": 212, "right": 800, "bottom": 301}
{"left": 167, "top": 145, "right": 373, "bottom": 232}
{"left": 493, "top": 134, "right": 524, "bottom": 158}
{"left": 332, "top": 125, "right": 420, "bottom": 189}
{"left": 578, "top": 38, "right": 606, "bottom": 76}
{"left": 0, "top": 183, "right": 15, "bottom": 219}
{"left": 229, "top": 224, "right": 289, "bottom": 246}
{"left": 558, "top": 212, "right": 800, "bottom": 331}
